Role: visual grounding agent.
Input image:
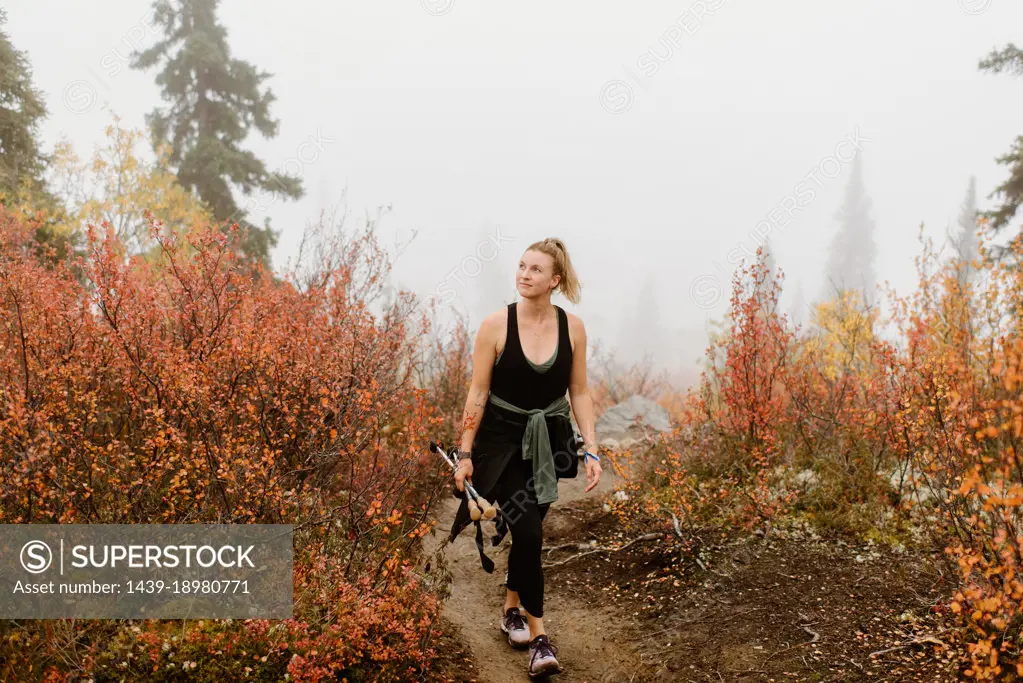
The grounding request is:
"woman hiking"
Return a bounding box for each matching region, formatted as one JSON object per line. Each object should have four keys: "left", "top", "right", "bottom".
{"left": 447, "top": 237, "right": 603, "bottom": 678}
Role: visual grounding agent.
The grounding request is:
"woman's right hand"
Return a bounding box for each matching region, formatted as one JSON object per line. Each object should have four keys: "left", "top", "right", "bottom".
{"left": 454, "top": 457, "right": 473, "bottom": 492}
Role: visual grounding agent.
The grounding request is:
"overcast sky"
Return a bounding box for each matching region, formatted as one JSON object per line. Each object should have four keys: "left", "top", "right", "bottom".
{"left": 6, "top": 0, "right": 1023, "bottom": 382}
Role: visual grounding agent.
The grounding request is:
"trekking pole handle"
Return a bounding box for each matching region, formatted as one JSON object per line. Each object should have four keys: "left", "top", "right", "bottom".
{"left": 429, "top": 440, "right": 479, "bottom": 496}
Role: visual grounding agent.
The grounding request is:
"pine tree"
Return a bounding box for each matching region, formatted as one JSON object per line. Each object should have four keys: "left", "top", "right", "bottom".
{"left": 978, "top": 45, "right": 1023, "bottom": 246}
{"left": 788, "top": 280, "right": 807, "bottom": 330}
{"left": 618, "top": 275, "right": 661, "bottom": 367}
{"left": 947, "top": 176, "right": 981, "bottom": 288}
{"left": 822, "top": 155, "right": 878, "bottom": 307}
{"left": 0, "top": 10, "right": 81, "bottom": 265}
{"left": 131, "top": 0, "right": 302, "bottom": 271}
{"left": 0, "top": 9, "right": 48, "bottom": 200}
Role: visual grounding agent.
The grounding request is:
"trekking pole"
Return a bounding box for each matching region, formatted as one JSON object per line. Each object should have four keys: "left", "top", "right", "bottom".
{"left": 429, "top": 441, "right": 498, "bottom": 521}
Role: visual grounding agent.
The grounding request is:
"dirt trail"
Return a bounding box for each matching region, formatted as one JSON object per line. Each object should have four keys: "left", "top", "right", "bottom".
{"left": 425, "top": 463, "right": 646, "bottom": 683}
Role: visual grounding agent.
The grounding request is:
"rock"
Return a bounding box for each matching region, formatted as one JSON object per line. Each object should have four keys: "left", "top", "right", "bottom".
{"left": 613, "top": 490, "right": 630, "bottom": 502}
{"left": 599, "top": 437, "right": 621, "bottom": 451}
{"left": 731, "top": 549, "right": 752, "bottom": 565}
{"left": 794, "top": 468, "right": 819, "bottom": 489}
{"left": 596, "top": 395, "right": 671, "bottom": 444}
{"left": 885, "top": 465, "right": 942, "bottom": 506}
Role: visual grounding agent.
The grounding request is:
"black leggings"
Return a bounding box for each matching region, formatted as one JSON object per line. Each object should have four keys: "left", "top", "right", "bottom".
{"left": 490, "top": 453, "right": 551, "bottom": 618}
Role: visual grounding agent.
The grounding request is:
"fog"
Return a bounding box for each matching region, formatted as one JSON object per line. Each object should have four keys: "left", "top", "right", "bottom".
{"left": 7, "top": 0, "right": 1023, "bottom": 385}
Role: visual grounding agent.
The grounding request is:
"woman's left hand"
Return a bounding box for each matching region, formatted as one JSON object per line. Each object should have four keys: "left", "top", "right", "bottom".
{"left": 584, "top": 454, "right": 603, "bottom": 493}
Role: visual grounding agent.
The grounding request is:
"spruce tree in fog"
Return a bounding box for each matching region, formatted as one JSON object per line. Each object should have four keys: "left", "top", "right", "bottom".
{"left": 947, "top": 176, "right": 981, "bottom": 287}
{"left": 619, "top": 275, "right": 662, "bottom": 367}
{"left": 0, "top": 10, "right": 79, "bottom": 263}
{"left": 0, "top": 9, "right": 48, "bottom": 200}
{"left": 788, "top": 281, "right": 807, "bottom": 330}
{"left": 132, "top": 0, "right": 303, "bottom": 271}
{"left": 978, "top": 44, "right": 1023, "bottom": 250}
{"left": 822, "top": 156, "right": 877, "bottom": 307}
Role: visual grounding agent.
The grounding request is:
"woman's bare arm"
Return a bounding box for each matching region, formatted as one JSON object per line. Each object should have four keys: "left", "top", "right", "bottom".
{"left": 567, "top": 315, "right": 598, "bottom": 451}
{"left": 459, "top": 314, "right": 499, "bottom": 453}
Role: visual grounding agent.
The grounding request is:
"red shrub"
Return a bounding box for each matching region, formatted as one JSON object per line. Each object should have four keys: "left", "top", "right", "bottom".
{"left": 0, "top": 207, "right": 451, "bottom": 680}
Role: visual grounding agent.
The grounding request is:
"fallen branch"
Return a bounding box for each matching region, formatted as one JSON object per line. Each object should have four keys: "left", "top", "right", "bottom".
{"left": 663, "top": 507, "right": 686, "bottom": 540}
{"left": 542, "top": 532, "right": 665, "bottom": 568}
{"left": 544, "top": 541, "right": 592, "bottom": 558}
{"left": 759, "top": 625, "right": 820, "bottom": 667}
{"left": 869, "top": 633, "right": 946, "bottom": 657}
{"left": 697, "top": 557, "right": 732, "bottom": 579}
{"left": 842, "top": 654, "right": 864, "bottom": 671}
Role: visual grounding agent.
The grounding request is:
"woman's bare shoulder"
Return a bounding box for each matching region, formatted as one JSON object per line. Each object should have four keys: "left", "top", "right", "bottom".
{"left": 564, "top": 310, "right": 585, "bottom": 331}
{"left": 478, "top": 306, "right": 510, "bottom": 346}
{"left": 563, "top": 309, "right": 586, "bottom": 351}
{"left": 481, "top": 305, "right": 509, "bottom": 331}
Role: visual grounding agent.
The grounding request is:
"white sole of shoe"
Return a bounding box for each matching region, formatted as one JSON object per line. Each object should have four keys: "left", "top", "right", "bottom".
{"left": 528, "top": 661, "right": 562, "bottom": 678}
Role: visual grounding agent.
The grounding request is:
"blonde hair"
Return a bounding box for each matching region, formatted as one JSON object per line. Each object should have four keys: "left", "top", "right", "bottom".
{"left": 525, "top": 237, "right": 581, "bottom": 304}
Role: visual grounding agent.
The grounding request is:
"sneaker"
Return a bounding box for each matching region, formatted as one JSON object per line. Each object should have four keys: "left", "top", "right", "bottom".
{"left": 528, "top": 633, "right": 562, "bottom": 678}
{"left": 500, "top": 606, "right": 530, "bottom": 649}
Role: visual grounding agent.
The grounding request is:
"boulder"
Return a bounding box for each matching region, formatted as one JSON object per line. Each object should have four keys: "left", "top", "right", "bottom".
{"left": 794, "top": 468, "right": 819, "bottom": 490}
{"left": 595, "top": 395, "right": 671, "bottom": 446}
{"left": 886, "top": 465, "right": 944, "bottom": 506}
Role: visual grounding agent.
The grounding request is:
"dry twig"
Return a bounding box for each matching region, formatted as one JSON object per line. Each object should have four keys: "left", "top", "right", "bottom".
{"left": 541, "top": 532, "right": 665, "bottom": 568}
{"left": 869, "top": 633, "right": 946, "bottom": 657}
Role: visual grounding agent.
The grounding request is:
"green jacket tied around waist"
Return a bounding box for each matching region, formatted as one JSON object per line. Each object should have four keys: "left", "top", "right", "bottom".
{"left": 486, "top": 391, "right": 571, "bottom": 505}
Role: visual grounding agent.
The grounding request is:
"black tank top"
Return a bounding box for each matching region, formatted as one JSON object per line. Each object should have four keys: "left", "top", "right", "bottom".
{"left": 488, "top": 301, "right": 573, "bottom": 410}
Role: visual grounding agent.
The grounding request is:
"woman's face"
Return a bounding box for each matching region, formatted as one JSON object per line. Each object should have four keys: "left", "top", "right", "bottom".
{"left": 516, "top": 250, "right": 560, "bottom": 298}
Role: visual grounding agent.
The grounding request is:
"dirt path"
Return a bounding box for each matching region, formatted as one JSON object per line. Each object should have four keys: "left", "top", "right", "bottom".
{"left": 422, "top": 460, "right": 960, "bottom": 682}
{"left": 425, "top": 463, "right": 646, "bottom": 683}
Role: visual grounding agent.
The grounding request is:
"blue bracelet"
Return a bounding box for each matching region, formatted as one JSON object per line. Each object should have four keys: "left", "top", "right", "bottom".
{"left": 584, "top": 450, "right": 600, "bottom": 463}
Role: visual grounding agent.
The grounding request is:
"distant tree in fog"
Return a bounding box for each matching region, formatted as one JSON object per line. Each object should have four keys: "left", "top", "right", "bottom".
{"left": 947, "top": 176, "right": 982, "bottom": 288}
{"left": 978, "top": 44, "right": 1023, "bottom": 258}
{"left": 0, "top": 10, "right": 48, "bottom": 201}
{"left": 822, "top": 156, "right": 878, "bottom": 307}
{"left": 462, "top": 226, "right": 516, "bottom": 326}
{"left": 617, "top": 275, "right": 662, "bottom": 367}
{"left": 132, "top": 0, "right": 304, "bottom": 273}
{"left": 788, "top": 280, "right": 807, "bottom": 330}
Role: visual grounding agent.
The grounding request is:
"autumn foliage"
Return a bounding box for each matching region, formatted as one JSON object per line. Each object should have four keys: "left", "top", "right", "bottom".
{"left": 888, "top": 226, "right": 1023, "bottom": 680}
{"left": 606, "top": 224, "right": 1023, "bottom": 679}
{"left": 8, "top": 178, "right": 1023, "bottom": 679}
{"left": 0, "top": 206, "right": 457, "bottom": 681}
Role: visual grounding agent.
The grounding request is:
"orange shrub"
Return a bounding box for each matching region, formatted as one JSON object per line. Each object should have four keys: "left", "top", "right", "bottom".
{"left": 883, "top": 225, "right": 1023, "bottom": 680}
{"left": 0, "top": 207, "right": 452, "bottom": 680}
{"left": 783, "top": 290, "right": 900, "bottom": 534}
{"left": 598, "top": 221, "right": 1023, "bottom": 678}
{"left": 412, "top": 308, "right": 473, "bottom": 448}
{"left": 611, "top": 249, "right": 797, "bottom": 533}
